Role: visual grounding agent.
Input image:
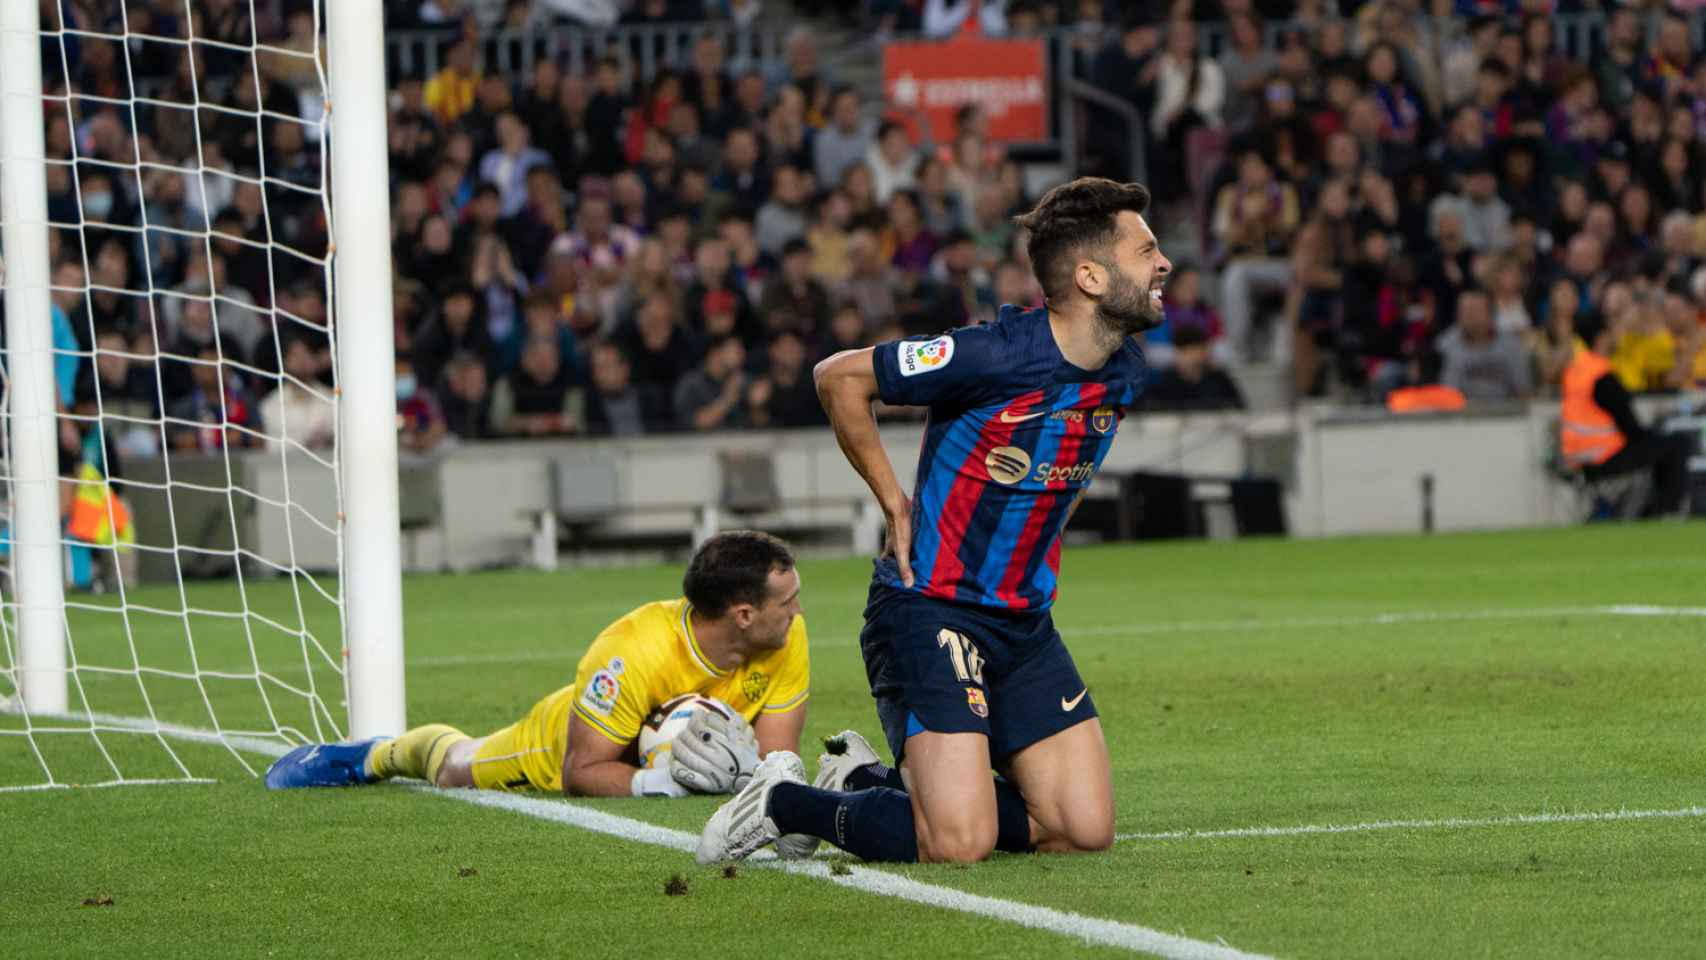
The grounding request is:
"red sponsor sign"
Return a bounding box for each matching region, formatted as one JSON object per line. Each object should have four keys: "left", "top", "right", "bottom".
{"left": 882, "top": 36, "right": 1048, "bottom": 144}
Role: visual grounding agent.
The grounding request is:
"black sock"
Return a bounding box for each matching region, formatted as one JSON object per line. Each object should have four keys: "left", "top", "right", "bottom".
{"left": 769, "top": 783, "right": 918, "bottom": 862}
{"left": 993, "top": 775, "right": 1034, "bottom": 853}
{"left": 837, "top": 767, "right": 1031, "bottom": 853}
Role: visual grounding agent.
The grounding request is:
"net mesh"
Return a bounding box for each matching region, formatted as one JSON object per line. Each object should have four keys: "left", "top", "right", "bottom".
{"left": 0, "top": 2, "right": 351, "bottom": 790}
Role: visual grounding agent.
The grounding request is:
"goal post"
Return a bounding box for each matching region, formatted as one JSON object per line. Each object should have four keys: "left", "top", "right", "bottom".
{"left": 0, "top": 0, "right": 70, "bottom": 717}
{"left": 327, "top": 1, "right": 406, "bottom": 741}
{"left": 0, "top": 0, "right": 405, "bottom": 779}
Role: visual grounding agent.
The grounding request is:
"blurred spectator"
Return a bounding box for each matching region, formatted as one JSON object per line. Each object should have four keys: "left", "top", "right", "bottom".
{"left": 923, "top": 230, "right": 990, "bottom": 329}
{"left": 747, "top": 330, "right": 828, "bottom": 428}
{"left": 440, "top": 351, "right": 497, "bottom": 441}
{"left": 1152, "top": 19, "right": 1223, "bottom": 196}
{"left": 1288, "top": 178, "right": 1356, "bottom": 395}
{"left": 714, "top": 127, "right": 770, "bottom": 211}
{"left": 756, "top": 163, "right": 811, "bottom": 256}
{"left": 760, "top": 239, "right": 833, "bottom": 339}
{"left": 1141, "top": 327, "right": 1246, "bottom": 413}
{"left": 414, "top": 286, "right": 494, "bottom": 389}
{"left": 1437, "top": 289, "right": 1534, "bottom": 402}
{"left": 884, "top": 189, "right": 939, "bottom": 277}
{"left": 721, "top": 211, "right": 777, "bottom": 300}
{"left": 1089, "top": 12, "right": 1161, "bottom": 180}
{"left": 1214, "top": 148, "right": 1299, "bottom": 363}
{"left": 685, "top": 237, "right": 760, "bottom": 341}
{"left": 1535, "top": 278, "right": 1584, "bottom": 389}
{"left": 479, "top": 111, "right": 551, "bottom": 218}
{"left": 1142, "top": 264, "right": 1223, "bottom": 368}
{"left": 1488, "top": 255, "right": 1532, "bottom": 335}
{"left": 584, "top": 340, "right": 669, "bottom": 436}
{"left": 815, "top": 87, "right": 877, "bottom": 189}
{"left": 1420, "top": 208, "right": 1475, "bottom": 337}
{"left": 493, "top": 335, "right": 579, "bottom": 437}
{"left": 674, "top": 335, "right": 750, "bottom": 431}
{"left": 867, "top": 121, "right": 920, "bottom": 205}
{"left": 1430, "top": 158, "right": 1511, "bottom": 253}
{"left": 1219, "top": 14, "right": 1276, "bottom": 134}
{"left": 618, "top": 291, "right": 701, "bottom": 389}
{"left": 74, "top": 328, "right": 159, "bottom": 462}
{"left": 167, "top": 343, "right": 254, "bottom": 453}
{"left": 260, "top": 337, "right": 336, "bottom": 452}
{"left": 395, "top": 352, "right": 449, "bottom": 455}
{"left": 915, "top": 158, "right": 968, "bottom": 238}
{"left": 552, "top": 194, "right": 642, "bottom": 284}
{"left": 425, "top": 40, "right": 480, "bottom": 125}
{"left": 1608, "top": 285, "right": 1693, "bottom": 394}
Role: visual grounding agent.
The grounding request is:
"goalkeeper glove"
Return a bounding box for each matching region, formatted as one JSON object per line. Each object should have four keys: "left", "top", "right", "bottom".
{"left": 669, "top": 704, "right": 760, "bottom": 794}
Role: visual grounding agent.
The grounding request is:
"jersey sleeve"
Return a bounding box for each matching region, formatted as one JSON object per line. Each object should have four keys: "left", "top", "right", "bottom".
{"left": 872, "top": 323, "right": 1007, "bottom": 409}
{"left": 569, "top": 625, "right": 655, "bottom": 746}
{"left": 761, "top": 616, "right": 810, "bottom": 714}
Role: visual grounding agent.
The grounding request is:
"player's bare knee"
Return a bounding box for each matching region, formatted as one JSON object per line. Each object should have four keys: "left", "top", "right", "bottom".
{"left": 1065, "top": 806, "right": 1115, "bottom": 852}
{"left": 1068, "top": 821, "right": 1115, "bottom": 852}
{"left": 916, "top": 819, "right": 997, "bottom": 864}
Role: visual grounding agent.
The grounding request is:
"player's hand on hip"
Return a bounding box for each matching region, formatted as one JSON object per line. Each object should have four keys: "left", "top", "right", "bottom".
{"left": 668, "top": 705, "right": 754, "bottom": 794}
{"left": 883, "top": 496, "right": 915, "bottom": 587}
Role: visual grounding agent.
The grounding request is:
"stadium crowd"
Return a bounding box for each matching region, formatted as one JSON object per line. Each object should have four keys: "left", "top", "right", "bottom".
{"left": 16, "top": 0, "right": 1706, "bottom": 467}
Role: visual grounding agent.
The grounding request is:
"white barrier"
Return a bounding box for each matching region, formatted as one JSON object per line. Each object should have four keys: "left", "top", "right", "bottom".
{"left": 124, "top": 399, "right": 1699, "bottom": 579}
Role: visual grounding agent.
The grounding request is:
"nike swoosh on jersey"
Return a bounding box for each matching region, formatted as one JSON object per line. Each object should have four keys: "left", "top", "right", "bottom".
{"left": 1060, "top": 689, "right": 1088, "bottom": 711}
{"left": 999, "top": 409, "right": 1047, "bottom": 423}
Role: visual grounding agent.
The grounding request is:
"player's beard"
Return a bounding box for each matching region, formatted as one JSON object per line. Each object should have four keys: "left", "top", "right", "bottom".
{"left": 1093, "top": 263, "right": 1163, "bottom": 337}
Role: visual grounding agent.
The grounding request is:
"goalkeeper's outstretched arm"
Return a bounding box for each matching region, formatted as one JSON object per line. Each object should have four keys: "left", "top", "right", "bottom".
{"left": 561, "top": 712, "right": 664, "bottom": 797}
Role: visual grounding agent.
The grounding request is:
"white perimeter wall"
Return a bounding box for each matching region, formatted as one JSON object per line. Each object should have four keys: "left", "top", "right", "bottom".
{"left": 190, "top": 399, "right": 1693, "bottom": 576}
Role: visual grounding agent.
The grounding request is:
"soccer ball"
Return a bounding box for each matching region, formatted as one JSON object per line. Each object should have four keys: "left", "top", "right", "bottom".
{"left": 638, "top": 694, "right": 735, "bottom": 769}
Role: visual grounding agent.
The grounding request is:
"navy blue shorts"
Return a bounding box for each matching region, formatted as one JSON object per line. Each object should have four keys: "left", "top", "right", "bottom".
{"left": 858, "top": 580, "right": 1096, "bottom": 766}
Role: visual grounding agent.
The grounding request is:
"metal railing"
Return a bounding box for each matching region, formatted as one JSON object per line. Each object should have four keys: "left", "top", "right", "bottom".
{"left": 1061, "top": 78, "right": 1148, "bottom": 185}
{"left": 386, "top": 22, "right": 789, "bottom": 82}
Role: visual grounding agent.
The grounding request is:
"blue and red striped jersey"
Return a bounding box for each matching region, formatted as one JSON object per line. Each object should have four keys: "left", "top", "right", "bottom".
{"left": 871, "top": 306, "right": 1147, "bottom": 611}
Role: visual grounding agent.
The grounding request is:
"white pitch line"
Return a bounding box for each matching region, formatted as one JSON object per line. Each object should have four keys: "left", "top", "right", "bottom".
{"left": 401, "top": 604, "right": 1706, "bottom": 669}
{"left": 1117, "top": 805, "right": 1706, "bottom": 842}
{"left": 0, "top": 776, "right": 219, "bottom": 794}
{"left": 25, "top": 714, "right": 1269, "bottom": 960}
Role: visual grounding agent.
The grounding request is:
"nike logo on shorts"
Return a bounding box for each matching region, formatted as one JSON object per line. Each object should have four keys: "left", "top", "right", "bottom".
{"left": 1061, "top": 689, "right": 1088, "bottom": 711}
{"left": 999, "top": 409, "right": 1047, "bottom": 423}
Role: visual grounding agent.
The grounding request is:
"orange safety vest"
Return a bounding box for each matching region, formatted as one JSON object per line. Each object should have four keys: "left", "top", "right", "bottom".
{"left": 66, "top": 462, "right": 133, "bottom": 546}
{"left": 1386, "top": 384, "right": 1466, "bottom": 413}
{"left": 1559, "top": 349, "right": 1626, "bottom": 468}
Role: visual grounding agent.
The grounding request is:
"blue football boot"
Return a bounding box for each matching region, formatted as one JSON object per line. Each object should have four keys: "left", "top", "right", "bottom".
{"left": 264, "top": 738, "right": 384, "bottom": 789}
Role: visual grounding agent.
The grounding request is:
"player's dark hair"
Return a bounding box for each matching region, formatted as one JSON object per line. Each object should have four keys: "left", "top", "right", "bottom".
{"left": 1013, "top": 178, "right": 1150, "bottom": 305}
{"left": 684, "top": 531, "right": 796, "bottom": 617}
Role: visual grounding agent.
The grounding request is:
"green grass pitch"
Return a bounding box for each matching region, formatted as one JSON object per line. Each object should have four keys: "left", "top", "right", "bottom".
{"left": 4, "top": 522, "right": 1704, "bottom": 958}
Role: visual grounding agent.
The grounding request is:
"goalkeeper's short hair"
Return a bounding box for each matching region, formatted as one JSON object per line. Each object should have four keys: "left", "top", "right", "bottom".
{"left": 683, "top": 531, "right": 795, "bottom": 616}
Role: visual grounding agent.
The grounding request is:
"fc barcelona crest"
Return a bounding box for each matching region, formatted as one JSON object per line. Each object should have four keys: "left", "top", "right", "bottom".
{"left": 965, "top": 687, "right": 988, "bottom": 718}
{"left": 1090, "top": 406, "right": 1116, "bottom": 434}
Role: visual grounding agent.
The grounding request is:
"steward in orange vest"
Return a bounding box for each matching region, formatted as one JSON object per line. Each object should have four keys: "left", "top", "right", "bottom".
{"left": 1559, "top": 314, "right": 1693, "bottom": 517}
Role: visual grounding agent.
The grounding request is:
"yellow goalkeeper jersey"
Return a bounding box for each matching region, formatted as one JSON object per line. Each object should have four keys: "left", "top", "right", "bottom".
{"left": 471, "top": 598, "right": 809, "bottom": 792}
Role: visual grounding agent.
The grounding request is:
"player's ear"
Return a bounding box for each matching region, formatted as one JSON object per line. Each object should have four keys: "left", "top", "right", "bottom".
{"left": 1075, "top": 258, "right": 1105, "bottom": 298}
{"left": 730, "top": 602, "right": 756, "bottom": 630}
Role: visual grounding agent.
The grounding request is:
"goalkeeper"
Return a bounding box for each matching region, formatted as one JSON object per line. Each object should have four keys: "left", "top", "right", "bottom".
{"left": 266, "top": 531, "right": 808, "bottom": 798}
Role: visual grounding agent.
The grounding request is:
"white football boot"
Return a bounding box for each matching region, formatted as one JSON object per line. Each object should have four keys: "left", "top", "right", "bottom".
{"left": 813, "top": 730, "right": 884, "bottom": 792}
{"left": 696, "top": 750, "right": 806, "bottom": 865}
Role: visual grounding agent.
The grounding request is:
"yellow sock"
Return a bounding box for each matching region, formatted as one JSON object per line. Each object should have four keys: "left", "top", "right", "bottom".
{"left": 364, "top": 724, "right": 469, "bottom": 782}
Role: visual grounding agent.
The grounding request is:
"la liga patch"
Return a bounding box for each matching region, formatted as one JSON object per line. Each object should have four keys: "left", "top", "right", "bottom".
{"left": 581, "top": 669, "right": 620, "bottom": 715}
{"left": 898, "top": 336, "right": 954, "bottom": 377}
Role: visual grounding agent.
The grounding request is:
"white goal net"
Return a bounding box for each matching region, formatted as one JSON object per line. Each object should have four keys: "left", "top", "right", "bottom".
{"left": 0, "top": 1, "right": 403, "bottom": 791}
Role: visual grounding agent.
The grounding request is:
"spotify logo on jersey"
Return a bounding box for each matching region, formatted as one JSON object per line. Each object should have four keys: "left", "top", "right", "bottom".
{"left": 985, "top": 446, "right": 1032, "bottom": 485}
